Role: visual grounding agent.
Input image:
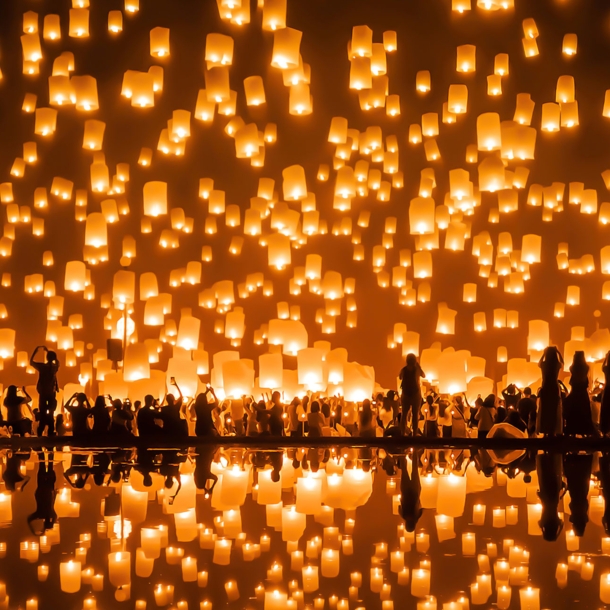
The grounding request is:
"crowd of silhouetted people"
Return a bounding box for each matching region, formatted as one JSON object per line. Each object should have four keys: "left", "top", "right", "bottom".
{"left": 1, "top": 345, "right": 610, "bottom": 441}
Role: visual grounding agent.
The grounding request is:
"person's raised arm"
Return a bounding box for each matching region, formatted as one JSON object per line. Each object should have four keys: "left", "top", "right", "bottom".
{"left": 171, "top": 379, "right": 183, "bottom": 400}
{"left": 462, "top": 392, "right": 470, "bottom": 408}
{"left": 21, "top": 386, "right": 32, "bottom": 403}
{"left": 30, "top": 346, "right": 43, "bottom": 366}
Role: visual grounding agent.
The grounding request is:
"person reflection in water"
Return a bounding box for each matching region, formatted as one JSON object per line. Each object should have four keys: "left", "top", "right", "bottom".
{"left": 536, "top": 346, "right": 564, "bottom": 437}
{"left": 564, "top": 451, "right": 593, "bottom": 537}
{"left": 536, "top": 451, "right": 564, "bottom": 541}
{"left": 194, "top": 446, "right": 219, "bottom": 497}
{"left": 27, "top": 451, "right": 57, "bottom": 535}
{"left": 597, "top": 451, "right": 610, "bottom": 534}
{"left": 399, "top": 449, "right": 423, "bottom": 533}
{"left": 2, "top": 449, "right": 31, "bottom": 492}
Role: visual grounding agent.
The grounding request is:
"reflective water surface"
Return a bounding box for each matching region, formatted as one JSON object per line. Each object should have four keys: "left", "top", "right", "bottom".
{"left": 1, "top": 445, "right": 610, "bottom": 609}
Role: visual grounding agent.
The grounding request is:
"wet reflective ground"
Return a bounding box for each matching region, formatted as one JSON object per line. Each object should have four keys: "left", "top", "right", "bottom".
{"left": 1, "top": 445, "right": 610, "bottom": 609}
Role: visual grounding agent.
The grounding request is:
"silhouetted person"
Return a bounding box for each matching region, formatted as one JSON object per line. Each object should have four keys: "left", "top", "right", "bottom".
{"left": 505, "top": 409, "right": 527, "bottom": 433}
{"left": 475, "top": 394, "right": 497, "bottom": 439}
{"left": 563, "top": 351, "right": 596, "bottom": 436}
{"left": 90, "top": 396, "right": 111, "bottom": 435}
{"left": 109, "top": 398, "right": 134, "bottom": 439}
{"left": 308, "top": 401, "right": 325, "bottom": 437}
{"left": 64, "top": 392, "right": 91, "bottom": 436}
{"left": 399, "top": 354, "right": 425, "bottom": 436}
{"left": 502, "top": 384, "right": 521, "bottom": 410}
{"left": 536, "top": 346, "right": 563, "bottom": 437}
{"left": 30, "top": 346, "right": 59, "bottom": 436}
{"left": 399, "top": 449, "right": 423, "bottom": 532}
{"left": 564, "top": 451, "right": 593, "bottom": 536}
{"left": 3, "top": 385, "right": 33, "bottom": 436}
{"left": 598, "top": 451, "right": 610, "bottom": 534}
{"left": 194, "top": 446, "right": 219, "bottom": 496}
{"left": 137, "top": 395, "right": 164, "bottom": 439}
{"left": 28, "top": 452, "right": 57, "bottom": 535}
{"left": 191, "top": 387, "right": 218, "bottom": 437}
{"left": 268, "top": 391, "right": 285, "bottom": 437}
{"left": 162, "top": 380, "right": 188, "bottom": 440}
{"left": 536, "top": 451, "right": 564, "bottom": 541}
{"left": 517, "top": 387, "right": 537, "bottom": 429}
{"left": 383, "top": 390, "right": 400, "bottom": 426}
{"left": 600, "top": 351, "right": 610, "bottom": 436}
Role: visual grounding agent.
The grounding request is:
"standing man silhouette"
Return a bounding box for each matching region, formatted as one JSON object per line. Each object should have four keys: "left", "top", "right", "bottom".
{"left": 30, "top": 346, "right": 59, "bottom": 436}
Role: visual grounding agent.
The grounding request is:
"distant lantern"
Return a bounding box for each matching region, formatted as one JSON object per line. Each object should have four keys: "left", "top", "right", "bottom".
{"left": 563, "top": 33, "right": 577, "bottom": 56}
{"left": 521, "top": 234, "right": 542, "bottom": 264}
{"left": 83, "top": 120, "right": 105, "bottom": 150}
{"left": 43, "top": 14, "right": 61, "bottom": 40}
{"left": 383, "top": 30, "right": 397, "bottom": 52}
{"left": 108, "top": 11, "right": 123, "bottom": 33}
{"left": 416, "top": 70, "right": 431, "bottom": 93}
{"left": 477, "top": 112, "right": 502, "bottom": 150}
{"left": 205, "top": 33, "right": 234, "bottom": 67}
{"left": 351, "top": 25, "right": 373, "bottom": 57}
{"left": 448, "top": 84, "right": 468, "bottom": 113}
{"left": 456, "top": 44, "right": 476, "bottom": 72}
{"left": 143, "top": 182, "right": 167, "bottom": 217}
{"left": 85, "top": 213, "right": 107, "bottom": 248}
{"left": 244, "top": 76, "right": 266, "bottom": 106}
{"left": 409, "top": 198, "right": 435, "bottom": 234}
{"left": 494, "top": 53, "right": 509, "bottom": 75}
{"left": 271, "top": 27, "right": 302, "bottom": 69}
{"left": 150, "top": 27, "right": 170, "bottom": 57}
{"left": 68, "top": 9, "right": 89, "bottom": 37}
{"left": 65, "top": 261, "right": 87, "bottom": 292}
{"left": 72, "top": 76, "right": 99, "bottom": 111}
{"left": 283, "top": 165, "right": 307, "bottom": 200}
{"left": 262, "top": 0, "right": 287, "bottom": 31}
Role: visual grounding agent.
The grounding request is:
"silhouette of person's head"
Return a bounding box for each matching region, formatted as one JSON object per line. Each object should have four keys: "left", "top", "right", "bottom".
{"left": 76, "top": 393, "right": 87, "bottom": 405}
{"left": 483, "top": 394, "right": 496, "bottom": 408}
{"left": 406, "top": 353, "right": 417, "bottom": 366}
{"left": 523, "top": 387, "right": 532, "bottom": 397}
{"left": 94, "top": 396, "right": 105, "bottom": 409}
{"left": 144, "top": 394, "right": 155, "bottom": 408}
{"left": 570, "top": 512, "right": 588, "bottom": 537}
{"left": 399, "top": 505, "right": 422, "bottom": 532}
{"left": 272, "top": 391, "right": 281, "bottom": 404}
{"left": 143, "top": 473, "right": 153, "bottom": 487}
{"left": 539, "top": 512, "right": 564, "bottom": 541}
{"left": 46, "top": 351, "right": 57, "bottom": 363}
{"left": 5, "top": 385, "right": 17, "bottom": 400}
{"left": 570, "top": 351, "right": 589, "bottom": 376}
{"left": 311, "top": 401, "right": 320, "bottom": 413}
{"left": 166, "top": 393, "right": 175, "bottom": 406}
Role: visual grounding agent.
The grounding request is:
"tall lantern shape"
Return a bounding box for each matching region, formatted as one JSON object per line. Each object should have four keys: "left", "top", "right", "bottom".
{"left": 143, "top": 181, "right": 167, "bottom": 217}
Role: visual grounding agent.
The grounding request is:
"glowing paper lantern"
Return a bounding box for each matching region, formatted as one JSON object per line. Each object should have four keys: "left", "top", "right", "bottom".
{"left": 271, "top": 27, "right": 302, "bottom": 69}
{"left": 150, "top": 27, "right": 170, "bottom": 57}
{"left": 69, "top": 9, "right": 89, "bottom": 37}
